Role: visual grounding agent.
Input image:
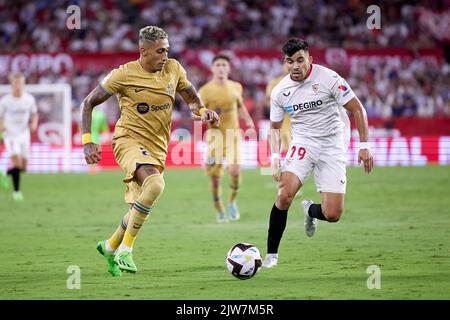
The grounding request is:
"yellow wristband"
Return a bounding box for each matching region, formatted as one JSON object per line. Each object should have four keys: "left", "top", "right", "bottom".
{"left": 199, "top": 107, "right": 207, "bottom": 116}
{"left": 82, "top": 133, "right": 92, "bottom": 145}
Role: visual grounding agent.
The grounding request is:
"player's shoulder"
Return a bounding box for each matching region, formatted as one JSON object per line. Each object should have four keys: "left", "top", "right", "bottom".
{"left": 313, "top": 64, "right": 341, "bottom": 84}
{"left": 23, "top": 91, "right": 36, "bottom": 100}
{"left": 270, "top": 74, "right": 291, "bottom": 99}
{"left": 198, "top": 80, "right": 213, "bottom": 92}
{"left": 165, "top": 58, "right": 184, "bottom": 72}
{"left": 0, "top": 93, "right": 11, "bottom": 103}
{"left": 118, "top": 60, "right": 140, "bottom": 74}
{"left": 228, "top": 80, "right": 243, "bottom": 91}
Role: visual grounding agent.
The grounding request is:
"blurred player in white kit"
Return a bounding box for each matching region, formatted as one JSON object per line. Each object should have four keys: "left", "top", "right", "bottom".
{"left": 0, "top": 72, "right": 38, "bottom": 201}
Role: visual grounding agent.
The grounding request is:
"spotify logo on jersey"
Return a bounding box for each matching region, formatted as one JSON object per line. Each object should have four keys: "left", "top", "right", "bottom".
{"left": 136, "top": 103, "right": 150, "bottom": 114}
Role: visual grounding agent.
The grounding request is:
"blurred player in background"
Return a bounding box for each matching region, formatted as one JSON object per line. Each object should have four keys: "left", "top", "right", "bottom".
{"left": 0, "top": 72, "right": 38, "bottom": 201}
{"left": 198, "top": 54, "right": 255, "bottom": 223}
{"left": 265, "top": 61, "right": 290, "bottom": 155}
{"left": 263, "top": 38, "right": 373, "bottom": 268}
{"left": 81, "top": 26, "right": 219, "bottom": 276}
{"left": 88, "top": 106, "right": 110, "bottom": 174}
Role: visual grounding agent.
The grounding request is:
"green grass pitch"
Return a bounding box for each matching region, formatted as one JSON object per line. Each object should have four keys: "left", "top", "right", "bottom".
{"left": 0, "top": 166, "right": 449, "bottom": 299}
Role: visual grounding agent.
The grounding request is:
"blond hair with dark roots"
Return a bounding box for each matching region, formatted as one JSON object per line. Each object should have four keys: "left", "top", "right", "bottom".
{"left": 138, "top": 26, "right": 168, "bottom": 44}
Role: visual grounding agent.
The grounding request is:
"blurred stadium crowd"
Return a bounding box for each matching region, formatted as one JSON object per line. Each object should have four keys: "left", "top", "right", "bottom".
{"left": 1, "top": 0, "right": 449, "bottom": 124}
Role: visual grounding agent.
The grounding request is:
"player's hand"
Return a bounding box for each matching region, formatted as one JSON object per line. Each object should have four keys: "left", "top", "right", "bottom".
{"left": 202, "top": 109, "right": 220, "bottom": 127}
{"left": 84, "top": 142, "right": 102, "bottom": 164}
{"left": 358, "top": 148, "right": 373, "bottom": 173}
{"left": 271, "top": 157, "right": 281, "bottom": 182}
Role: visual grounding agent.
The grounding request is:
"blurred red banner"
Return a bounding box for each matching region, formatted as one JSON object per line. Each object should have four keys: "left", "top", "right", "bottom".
{"left": 0, "top": 48, "right": 444, "bottom": 78}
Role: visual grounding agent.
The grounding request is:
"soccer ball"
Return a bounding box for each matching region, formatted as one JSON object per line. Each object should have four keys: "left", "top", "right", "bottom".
{"left": 225, "top": 243, "right": 262, "bottom": 280}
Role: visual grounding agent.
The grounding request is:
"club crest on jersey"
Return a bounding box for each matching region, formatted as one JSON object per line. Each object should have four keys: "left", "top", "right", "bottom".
{"left": 166, "top": 83, "right": 174, "bottom": 95}
{"left": 312, "top": 83, "right": 319, "bottom": 93}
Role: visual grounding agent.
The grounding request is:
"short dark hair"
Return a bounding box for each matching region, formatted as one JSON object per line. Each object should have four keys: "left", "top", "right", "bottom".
{"left": 212, "top": 53, "right": 231, "bottom": 64}
{"left": 282, "top": 38, "right": 309, "bottom": 57}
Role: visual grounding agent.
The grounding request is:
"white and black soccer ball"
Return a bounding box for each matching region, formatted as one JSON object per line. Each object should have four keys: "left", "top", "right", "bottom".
{"left": 226, "top": 243, "right": 262, "bottom": 280}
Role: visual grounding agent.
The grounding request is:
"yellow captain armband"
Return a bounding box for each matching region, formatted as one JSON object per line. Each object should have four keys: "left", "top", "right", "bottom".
{"left": 82, "top": 133, "right": 92, "bottom": 145}
{"left": 198, "top": 107, "right": 207, "bottom": 116}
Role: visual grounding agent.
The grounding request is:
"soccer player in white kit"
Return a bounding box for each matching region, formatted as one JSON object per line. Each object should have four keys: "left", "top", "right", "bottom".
{"left": 0, "top": 72, "right": 38, "bottom": 201}
{"left": 262, "top": 38, "right": 373, "bottom": 268}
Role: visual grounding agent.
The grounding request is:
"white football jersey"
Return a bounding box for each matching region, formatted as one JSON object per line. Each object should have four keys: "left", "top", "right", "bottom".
{"left": 270, "top": 64, "right": 355, "bottom": 140}
{"left": 0, "top": 92, "right": 37, "bottom": 138}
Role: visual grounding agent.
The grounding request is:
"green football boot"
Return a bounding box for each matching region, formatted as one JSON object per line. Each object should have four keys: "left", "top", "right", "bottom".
{"left": 114, "top": 250, "right": 137, "bottom": 273}
{"left": 96, "top": 240, "right": 122, "bottom": 277}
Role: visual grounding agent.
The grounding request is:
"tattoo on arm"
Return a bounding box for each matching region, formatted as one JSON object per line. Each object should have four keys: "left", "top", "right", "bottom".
{"left": 81, "top": 85, "right": 112, "bottom": 133}
{"left": 179, "top": 86, "right": 204, "bottom": 114}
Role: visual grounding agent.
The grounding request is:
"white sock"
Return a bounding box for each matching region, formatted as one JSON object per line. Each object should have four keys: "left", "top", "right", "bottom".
{"left": 105, "top": 240, "right": 115, "bottom": 254}
{"left": 116, "top": 243, "right": 132, "bottom": 253}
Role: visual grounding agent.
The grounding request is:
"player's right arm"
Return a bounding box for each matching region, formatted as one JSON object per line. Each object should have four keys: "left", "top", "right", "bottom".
{"left": 269, "top": 88, "right": 285, "bottom": 182}
{"left": 179, "top": 85, "right": 219, "bottom": 127}
{"left": 269, "top": 121, "right": 282, "bottom": 182}
{"left": 80, "top": 86, "right": 112, "bottom": 164}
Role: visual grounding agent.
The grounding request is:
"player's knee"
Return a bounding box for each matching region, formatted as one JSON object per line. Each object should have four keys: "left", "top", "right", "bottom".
{"left": 229, "top": 166, "right": 240, "bottom": 178}
{"left": 211, "top": 176, "right": 221, "bottom": 189}
{"left": 323, "top": 207, "right": 343, "bottom": 222}
{"left": 277, "top": 189, "right": 295, "bottom": 209}
{"left": 138, "top": 173, "right": 165, "bottom": 206}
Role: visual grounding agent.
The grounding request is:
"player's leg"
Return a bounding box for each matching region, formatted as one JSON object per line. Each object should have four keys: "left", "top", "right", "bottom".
{"left": 263, "top": 172, "right": 302, "bottom": 268}
{"left": 227, "top": 164, "right": 241, "bottom": 221}
{"left": 4, "top": 138, "right": 21, "bottom": 197}
{"left": 8, "top": 154, "right": 24, "bottom": 201}
{"left": 115, "top": 164, "right": 165, "bottom": 273}
{"left": 206, "top": 130, "right": 227, "bottom": 222}
{"left": 206, "top": 164, "right": 227, "bottom": 222}
{"left": 303, "top": 139, "right": 347, "bottom": 236}
{"left": 320, "top": 192, "right": 345, "bottom": 222}
{"left": 106, "top": 210, "right": 131, "bottom": 251}
{"left": 96, "top": 210, "right": 130, "bottom": 277}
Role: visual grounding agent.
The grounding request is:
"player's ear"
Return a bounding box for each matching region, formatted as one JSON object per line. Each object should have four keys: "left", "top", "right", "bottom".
{"left": 309, "top": 55, "right": 313, "bottom": 65}
{"left": 139, "top": 45, "right": 147, "bottom": 57}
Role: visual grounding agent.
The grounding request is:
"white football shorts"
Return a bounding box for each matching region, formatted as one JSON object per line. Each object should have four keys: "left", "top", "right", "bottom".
{"left": 283, "top": 133, "right": 347, "bottom": 194}
{"left": 4, "top": 133, "right": 30, "bottom": 159}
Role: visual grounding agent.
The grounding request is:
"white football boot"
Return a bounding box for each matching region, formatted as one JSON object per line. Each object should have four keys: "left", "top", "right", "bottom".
{"left": 227, "top": 202, "right": 240, "bottom": 221}
{"left": 262, "top": 253, "right": 278, "bottom": 268}
{"left": 302, "top": 199, "right": 318, "bottom": 237}
{"left": 216, "top": 212, "right": 229, "bottom": 223}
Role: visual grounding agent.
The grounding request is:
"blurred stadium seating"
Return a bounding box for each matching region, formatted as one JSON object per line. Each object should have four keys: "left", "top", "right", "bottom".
{"left": 0, "top": 0, "right": 449, "bottom": 171}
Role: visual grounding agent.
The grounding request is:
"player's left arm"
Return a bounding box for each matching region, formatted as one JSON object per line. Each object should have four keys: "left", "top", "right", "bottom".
{"left": 29, "top": 112, "right": 39, "bottom": 132}
{"left": 178, "top": 86, "right": 219, "bottom": 127}
{"left": 343, "top": 97, "right": 374, "bottom": 173}
{"left": 29, "top": 96, "right": 39, "bottom": 132}
{"left": 237, "top": 99, "right": 255, "bottom": 129}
